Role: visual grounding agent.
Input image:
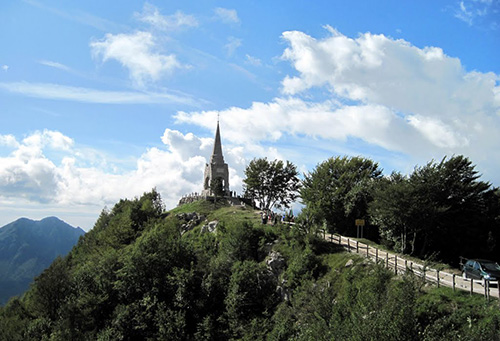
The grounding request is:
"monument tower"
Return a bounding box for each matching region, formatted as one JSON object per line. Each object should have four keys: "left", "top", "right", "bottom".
{"left": 201, "top": 119, "right": 230, "bottom": 196}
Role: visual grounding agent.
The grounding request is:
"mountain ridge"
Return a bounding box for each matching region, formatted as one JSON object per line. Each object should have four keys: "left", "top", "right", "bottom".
{"left": 0, "top": 216, "right": 85, "bottom": 305}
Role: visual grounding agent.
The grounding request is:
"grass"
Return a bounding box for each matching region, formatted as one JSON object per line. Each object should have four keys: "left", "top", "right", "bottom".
{"left": 169, "top": 199, "right": 264, "bottom": 232}
{"left": 169, "top": 199, "right": 228, "bottom": 216}
{"left": 356, "top": 237, "right": 459, "bottom": 273}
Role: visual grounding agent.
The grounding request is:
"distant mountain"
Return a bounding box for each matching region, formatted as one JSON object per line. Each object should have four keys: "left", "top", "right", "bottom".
{"left": 0, "top": 217, "right": 85, "bottom": 305}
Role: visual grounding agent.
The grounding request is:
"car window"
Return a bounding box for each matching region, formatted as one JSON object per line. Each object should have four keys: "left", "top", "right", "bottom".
{"left": 473, "top": 262, "right": 480, "bottom": 270}
{"left": 480, "top": 262, "right": 500, "bottom": 271}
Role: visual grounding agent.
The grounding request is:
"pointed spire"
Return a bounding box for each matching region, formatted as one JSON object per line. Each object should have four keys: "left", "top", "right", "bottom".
{"left": 210, "top": 120, "right": 224, "bottom": 164}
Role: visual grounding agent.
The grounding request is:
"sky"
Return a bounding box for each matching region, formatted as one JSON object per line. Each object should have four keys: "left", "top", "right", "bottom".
{"left": 0, "top": 0, "right": 499, "bottom": 231}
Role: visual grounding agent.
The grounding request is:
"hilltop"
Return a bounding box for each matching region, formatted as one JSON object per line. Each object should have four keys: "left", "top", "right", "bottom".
{"left": 0, "top": 190, "right": 499, "bottom": 340}
{"left": 0, "top": 217, "right": 85, "bottom": 305}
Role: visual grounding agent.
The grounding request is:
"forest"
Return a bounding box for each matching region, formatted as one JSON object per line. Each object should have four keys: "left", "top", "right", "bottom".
{"left": 1, "top": 154, "right": 500, "bottom": 340}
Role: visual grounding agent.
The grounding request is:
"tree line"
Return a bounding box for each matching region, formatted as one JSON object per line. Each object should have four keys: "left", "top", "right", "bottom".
{"left": 245, "top": 155, "right": 500, "bottom": 265}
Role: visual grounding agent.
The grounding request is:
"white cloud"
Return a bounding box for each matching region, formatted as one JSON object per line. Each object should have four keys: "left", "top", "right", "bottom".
{"left": 38, "top": 60, "right": 71, "bottom": 72}
{"left": 135, "top": 3, "right": 198, "bottom": 31}
{"left": 1, "top": 65, "right": 8, "bottom": 71}
{"left": 224, "top": 36, "right": 242, "bottom": 56}
{"left": 245, "top": 54, "right": 262, "bottom": 66}
{"left": 214, "top": 8, "right": 240, "bottom": 24}
{"left": 407, "top": 115, "right": 469, "bottom": 148}
{"left": 0, "top": 134, "right": 19, "bottom": 148}
{"left": 175, "top": 97, "right": 419, "bottom": 153}
{"left": 0, "top": 128, "right": 256, "bottom": 230}
{"left": 279, "top": 28, "right": 500, "bottom": 151}
{"left": 0, "top": 82, "right": 200, "bottom": 106}
{"left": 454, "top": 0, "right": 498, "bottom": 26}
{"left": 90, "top": 31, "right": 183, "bottom": 87}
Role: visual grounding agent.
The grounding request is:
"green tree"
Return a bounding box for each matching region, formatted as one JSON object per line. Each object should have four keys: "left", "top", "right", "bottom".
{"left": 210, "top": 177, "right": 225, "bottom": 204}
{"left": 225, "top": 260, "right": 278, "bottom": 338}
{"left": 370, "top": 155, "right": 498, "bottom": 263}
{"left": 25, "top": 256, "right": 71, "bottom": 321}
{"left": 301, "top": 156, "right": 382, "bottom": 234}
{"left": 369, "top": 172, "right": 417, "bottom": 253}
{"left": 243, "top": 158, "right": 300, "bottom": 211}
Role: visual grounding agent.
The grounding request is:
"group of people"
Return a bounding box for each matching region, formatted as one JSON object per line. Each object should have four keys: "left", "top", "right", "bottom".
{"left": 260, "top": 210, "right": 294, "bottom": 225}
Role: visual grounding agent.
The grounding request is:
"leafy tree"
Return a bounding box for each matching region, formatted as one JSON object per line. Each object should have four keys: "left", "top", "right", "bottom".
{"left": 301, "top": 156, "right": 382, "bottom": 234}
{"left": 243, "top": 158, "right": 300, "bottom": 211}
{"left": 225, "top": 260, "right": 278, "bottom": 337}
{"left": 210, "top": 177, "right": 225, "bottom": 205}
{"left": 369, "top": 172, "right": 417, "bottom": 253}
{"left": 25, "top": 256, "right": 71, "bottom": 321}
{"left": 370, "top": 155, "right": 499, "bottom": 263}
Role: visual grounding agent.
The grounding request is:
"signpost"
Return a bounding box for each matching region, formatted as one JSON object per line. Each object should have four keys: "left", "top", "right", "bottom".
{"left": 355, "top": 219, "right": 365, "bottom": 238}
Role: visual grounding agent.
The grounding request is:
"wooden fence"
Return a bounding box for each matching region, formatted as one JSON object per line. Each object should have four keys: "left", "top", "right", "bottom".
{"left": 324, "top": 232, "right": 499, "bottom": 301}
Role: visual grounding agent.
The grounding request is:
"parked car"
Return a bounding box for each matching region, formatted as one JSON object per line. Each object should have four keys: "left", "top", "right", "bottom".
{"left": 462, "top": 259, "right": 500, "bottom": 283}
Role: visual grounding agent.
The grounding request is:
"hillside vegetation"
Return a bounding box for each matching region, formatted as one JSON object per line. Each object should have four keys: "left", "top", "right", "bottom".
{"left": 1, "top": 190, "right": 499, "bottom": 340}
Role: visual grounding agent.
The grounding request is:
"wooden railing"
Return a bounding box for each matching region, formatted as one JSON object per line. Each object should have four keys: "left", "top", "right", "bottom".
{"left": 324, "top": 232, "right": 499, "bottom": 301}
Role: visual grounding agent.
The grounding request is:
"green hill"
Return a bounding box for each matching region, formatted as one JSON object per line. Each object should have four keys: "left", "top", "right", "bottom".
{"left": 1, "top": 190, "right": 499, "bottom": 340}
{"left": 0, "top": 217, "right": 85, "bottom": 305}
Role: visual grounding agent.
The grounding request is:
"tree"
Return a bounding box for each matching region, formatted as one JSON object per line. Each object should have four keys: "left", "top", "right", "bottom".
{"left": 301, "top": 156, "right": 382, "bottom": 234}
{"left": 243, "top": 158, "right": 300, "bottom": 211}
{"left": 369, "top": 172, "right": 417, "bottom": 254}
{"left": 225, "top": 260, "right": 278, "bottom": 337}
{"left": 210, "top": 177, "right": 224, "bottom": 204}
{"left": 370, "top": 155, "right": 499, "bottom": 263}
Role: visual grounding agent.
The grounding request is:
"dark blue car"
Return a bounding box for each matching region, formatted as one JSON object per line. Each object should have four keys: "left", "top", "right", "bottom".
{"left": 462, "top": 259, "right": 500, "bottom": 282}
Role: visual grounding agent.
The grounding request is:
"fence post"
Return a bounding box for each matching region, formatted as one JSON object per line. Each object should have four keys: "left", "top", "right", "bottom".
{"left": 385, "top": 252, "right": 389, "bottom": 268}
{"left": 366, "top": 244, "right": 369, "bottom": 257}
{"left": 347, "top": 239, "right": 350, "bottom": 252}
{"left": 484, "top": 279, "right": 489, "bottom": 301}
{"left": 356, "top": 241, "right": 359, "bottom": 253}
{"left": 423, "top": 266, "right": 426, "bottom": 282}
{"left": 375, "top": 248, "right": 378, "bottom": 262}
{"left": 437, "top": 270, "right": 440, "bottom": 288}
{"left": 410, "top": 262, "right": 413, "bottom": 272}
{"left": 395, "top": 255, "right": 398, "bottom": 274}
{"left": 470, "top": 278, "right": 473, "bottom": 295}
{"left": 405, "top": 259, "right": 407, "bottom": 273}
{"left": 452, "top": 274, "right": 456, "bottom": 291}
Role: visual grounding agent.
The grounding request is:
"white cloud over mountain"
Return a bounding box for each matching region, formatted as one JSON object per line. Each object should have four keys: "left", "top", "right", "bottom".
{"left": 0, "top": 128, "right": 254, "bottom": 230}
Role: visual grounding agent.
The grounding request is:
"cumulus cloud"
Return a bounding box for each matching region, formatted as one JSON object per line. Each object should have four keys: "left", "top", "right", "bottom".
{"left": 0, "top": 134, "right": 19, "bottom": 148}
{"left": 0, "top": 128, "right": 258, "bottom": 229}
{"left": 175, "top": 98, "right": 421, "bottom": 154}
{"left": 90, "top": 31, "right": 183, "bottom": 87}
{"left": 135, "top": 3, "right": 198, "bottom": 31}
{"left": 176, "top": 27, "right": 500, "bottom": 183}
{"left": 278, "top": 27, "right": 499, "bottom": 151}
{"left": 214, "top": 8, "right": 240, "bottom": 24}
{"left": 2, "top": 65, "right": 8, "bottom": 71}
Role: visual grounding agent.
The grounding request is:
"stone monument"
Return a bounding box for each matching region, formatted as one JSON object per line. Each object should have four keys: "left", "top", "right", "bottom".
{"left": 201, "top": 119, "right": 230, "bottom": 196}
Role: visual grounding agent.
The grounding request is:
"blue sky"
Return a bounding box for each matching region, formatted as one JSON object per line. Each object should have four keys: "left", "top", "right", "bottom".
{"left": 1, "top": 0, "right": 499, "bottom": 230}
